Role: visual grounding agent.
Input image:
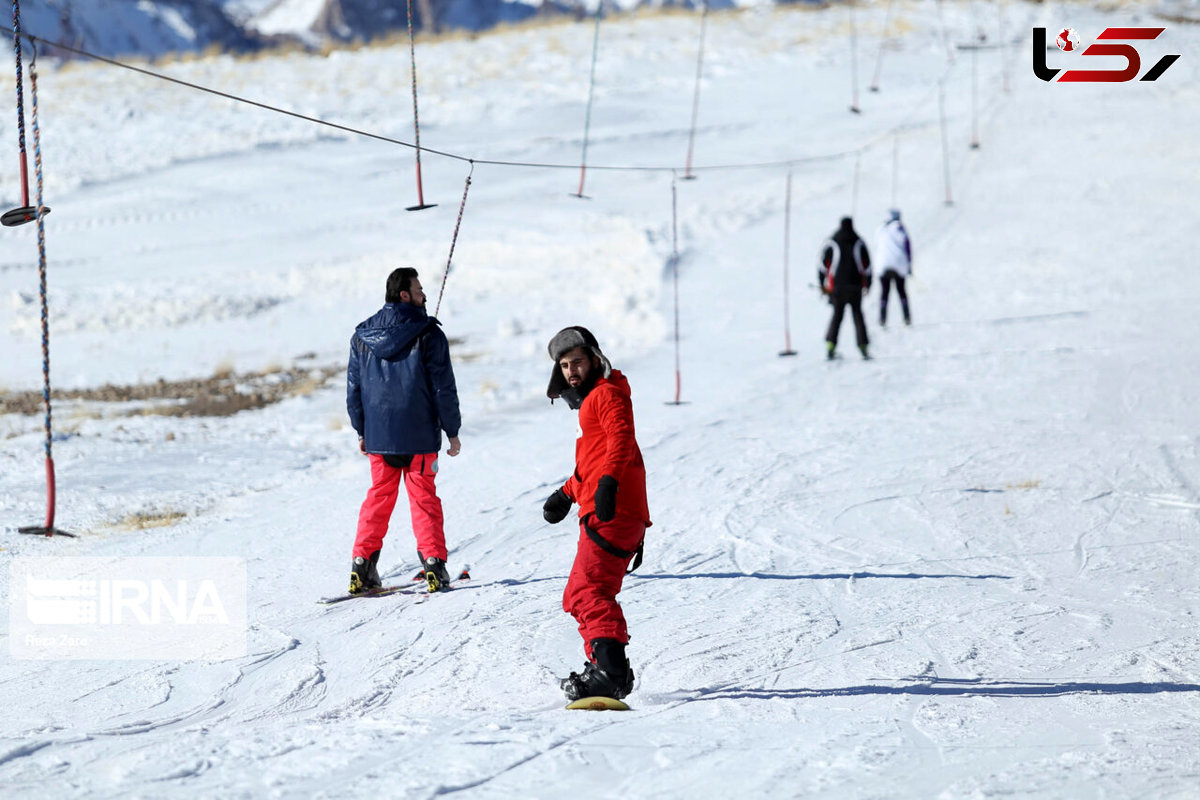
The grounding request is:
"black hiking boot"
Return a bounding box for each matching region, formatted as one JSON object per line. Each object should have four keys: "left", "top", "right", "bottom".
{"left": 349, "top": 549, "right": 383, "bottom": 594}
{"left": 423, "top": 556, "right": 453, "bottom": 593}
{"left": 560, "top": 638, "right": 634, "bottom": 701}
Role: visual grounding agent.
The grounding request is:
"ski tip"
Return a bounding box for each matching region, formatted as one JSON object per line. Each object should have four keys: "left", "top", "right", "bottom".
{"left": 457, "top": 568, "right": 471, "bottom": 581}
{"left": 566, "top": 696, "right": 630, "bottom": 711}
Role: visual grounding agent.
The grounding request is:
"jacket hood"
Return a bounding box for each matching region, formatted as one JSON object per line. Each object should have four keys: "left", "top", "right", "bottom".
{"left": 600, "top": 369, "right": 630, "bottom": 397}
{"left": 355, "top": 303, "right": 436, "bottom": 360}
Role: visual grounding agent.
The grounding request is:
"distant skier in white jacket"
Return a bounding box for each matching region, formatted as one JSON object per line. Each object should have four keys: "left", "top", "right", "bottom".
{"left": 874, "top": 209, "right": 912, "bottom": 327}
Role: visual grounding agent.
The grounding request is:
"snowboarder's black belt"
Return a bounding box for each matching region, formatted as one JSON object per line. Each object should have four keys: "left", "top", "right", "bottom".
{"left": 582, "top": 514, "right": 644, "bottom": 574}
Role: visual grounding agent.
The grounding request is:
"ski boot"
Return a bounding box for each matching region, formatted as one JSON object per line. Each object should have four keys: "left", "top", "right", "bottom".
{"left": 413, "top": 550, "right": 429, "bottom": 582}
{"left": 858, "top": 343, "right": 870, "bottom": 360}
{"left": 561, "top": 638, "right": 634, "bottom": 701}
{"left": 826, "top": 341, "right": 837, "bottom": 361}
{"left": 349, "top": 549, "right": 382, "bottom": 595}
{"left": 423, "top": 556, "right": 453, "bottom": 593}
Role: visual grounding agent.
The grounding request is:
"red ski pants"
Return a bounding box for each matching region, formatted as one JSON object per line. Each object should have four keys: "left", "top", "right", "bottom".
{"left": 353, "top": 453, "right": 446, "bottom": 562}
{"left": 563, "top": 515, "right": 646, "bottom": 657}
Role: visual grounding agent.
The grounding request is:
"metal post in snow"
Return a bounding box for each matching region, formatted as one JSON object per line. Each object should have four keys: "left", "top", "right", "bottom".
{"left": 851, "top": 150, "right": 862, "bottom": 219}
{"left": 849, "top": 0, "right": 861, "bottom": 113}
{"left": 667, "top": 176, "right": 685, "bottom": 404}
{"left": 999, "top": 0, "right": 1010, "bottom": 93}
{"left": 936, "top": 0, "right": 955, "bottom": 63}
{"left": 970, "top": 46, "right": 980, "bottom": 149}
{"left": 779, "top": 170, "right": 797, "bottom": 357}
{"left": 682, "top": 1, "right": 708, "bottom": 181}
{"left": 938, "top": 81, "right": 953, "bottom": 206}
{"left": 572, "top": 11, "right": 602, "bottom": 199}
{"left": 869, "top": 0, "right": 896, "bottom": 93}
{"left": 891, "top": 132, "right": 899, "bottom": 208}
{"left": 405, "top": 0, "right": 436, "bottom": 211}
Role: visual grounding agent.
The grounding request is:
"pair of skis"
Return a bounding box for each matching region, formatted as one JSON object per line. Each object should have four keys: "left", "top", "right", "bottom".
{"left": 317, "top": 567, "right": 470, "bottom": 605}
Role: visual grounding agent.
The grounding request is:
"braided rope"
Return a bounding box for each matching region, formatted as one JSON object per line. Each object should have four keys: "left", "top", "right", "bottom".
{"left": 433, "top": 162, "right": 473, "bottom": 318}
{"left": 30, "top": 38, "right": 50, "bottom": 459}
{"left": 11, "top": 0, "right": 23, "bottom": 149}
{"left": 10, "top": 0, "right": 28, "bottom": 206}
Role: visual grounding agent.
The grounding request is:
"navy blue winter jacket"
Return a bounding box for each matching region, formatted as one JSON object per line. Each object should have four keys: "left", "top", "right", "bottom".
{"left": 346, "top": 302, "right": 461, "bottom": 455}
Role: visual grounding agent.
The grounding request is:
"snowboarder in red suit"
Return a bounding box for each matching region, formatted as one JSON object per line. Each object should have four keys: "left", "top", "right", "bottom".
{"left": 542, "top": 326, "right": 650, "bottom": 702}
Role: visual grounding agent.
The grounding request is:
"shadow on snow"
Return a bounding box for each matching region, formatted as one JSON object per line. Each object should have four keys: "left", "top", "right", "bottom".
{"left": 687, "top": 678, "right": 1200, "bottom": 701}
{"left": 635, "top": 571, "right": 1012, "bottom": 582}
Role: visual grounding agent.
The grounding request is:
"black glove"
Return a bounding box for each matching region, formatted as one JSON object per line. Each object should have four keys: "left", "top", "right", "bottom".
{"left": 543, "top": 489, "right": 572, "bottom": 524}
{"left": 594, "top": 475, "right": 618, "bottom": 522}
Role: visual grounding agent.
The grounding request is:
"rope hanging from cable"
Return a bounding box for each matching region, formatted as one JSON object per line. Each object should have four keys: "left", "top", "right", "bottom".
{"left": 17, "top": 29, "right": 72, "bottom": 536}
{"left": 433, "top": 162, "right": 474, "bottom": 318}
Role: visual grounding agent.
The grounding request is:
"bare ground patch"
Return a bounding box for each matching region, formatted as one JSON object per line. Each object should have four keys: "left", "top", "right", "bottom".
{"left": 0, "top": 360, "right": 344, "bottom": 419}
{"left": 112, "top": 508, "right": 190, "bottom": 531}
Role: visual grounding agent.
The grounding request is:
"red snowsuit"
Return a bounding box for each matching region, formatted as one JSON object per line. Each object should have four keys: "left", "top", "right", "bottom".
{"left": 354, "top": 453, "right": 446, "bottom": 562}
{"left": 558, "top": 369, "right": 651, "bottom": 656}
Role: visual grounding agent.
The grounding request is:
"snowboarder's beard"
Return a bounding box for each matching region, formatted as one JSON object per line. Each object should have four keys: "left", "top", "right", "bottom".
{"left": 560, "top": 369, "right": 599, "bottom": 410}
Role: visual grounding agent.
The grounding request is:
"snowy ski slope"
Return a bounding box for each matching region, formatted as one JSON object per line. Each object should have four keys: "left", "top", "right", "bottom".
{"left": 2, "top": 1, "right": 1199, "bottom": 796}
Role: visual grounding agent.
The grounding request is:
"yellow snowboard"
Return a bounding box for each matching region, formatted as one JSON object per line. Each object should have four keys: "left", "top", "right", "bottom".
{"left": 565, "top": 696, "right": 630, "bottom": 711}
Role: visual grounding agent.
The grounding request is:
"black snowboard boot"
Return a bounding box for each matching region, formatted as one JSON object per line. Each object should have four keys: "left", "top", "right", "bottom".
{"left": 560, "top": 638, "right": 634, "bottom": 701}
{"left": 423, "top": 556, "right": 453, "bottom": 593}
{"left": 349, "top": 549, "right": 383, "bottom": 595}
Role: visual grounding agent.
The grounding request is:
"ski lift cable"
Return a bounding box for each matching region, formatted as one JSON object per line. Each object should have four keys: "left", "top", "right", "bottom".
{"left": 0, "top": 25, "right": 959, "bottom": 177}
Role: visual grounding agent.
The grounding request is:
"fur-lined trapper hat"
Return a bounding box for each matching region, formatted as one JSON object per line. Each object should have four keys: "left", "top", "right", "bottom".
{"left": 546, "top": 325, "right": 612, "bottom": 402}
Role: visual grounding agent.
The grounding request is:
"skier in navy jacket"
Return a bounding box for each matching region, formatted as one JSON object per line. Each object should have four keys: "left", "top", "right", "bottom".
{"left": 346, "top": 267, "right": 462, "bottom": 594}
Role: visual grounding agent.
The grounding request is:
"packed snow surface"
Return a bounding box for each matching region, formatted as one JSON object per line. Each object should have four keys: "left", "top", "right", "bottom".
{"left": 2, "top": 1, "right": 1199, "bottom": 797}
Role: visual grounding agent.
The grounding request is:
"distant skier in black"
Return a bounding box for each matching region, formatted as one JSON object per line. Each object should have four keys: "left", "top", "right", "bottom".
{"left": 818, "top": 216, "right": 872, "bottom": 360}
{"left": 874, "top": 209, "right": 912, "bottom": 327}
